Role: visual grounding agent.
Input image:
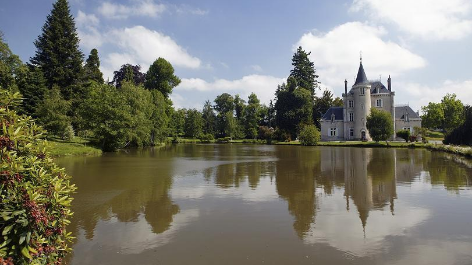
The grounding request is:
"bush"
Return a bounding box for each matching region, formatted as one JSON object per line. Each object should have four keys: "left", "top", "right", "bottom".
{"left": 216, "top": 137, "right": 231, "bottom": 143}
{"left": 0, "top": 91, "right": 76, "bottom": 264}
{"left": 273, "top": 128, "right": 291, "bottom": 142}
{"left": 366, "top": 108, "right": 394, "bottom": 142}
{"left": 396, "top": 129, "right": 410, "bottom": 142}
{"left": 199, "top": 133, "right": 214, "bottom": 143}
{"left": 257, "top": 126, "right": 274, "bottom": 144}
{"left": 409, "top": 135, "right": 417, "bottom": 142}
{"left": 298, "top": 125, "right": 320, "bottom": 146}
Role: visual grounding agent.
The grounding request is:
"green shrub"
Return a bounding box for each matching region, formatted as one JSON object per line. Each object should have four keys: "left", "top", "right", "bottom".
{"left": 298, "top": 125, "right": 320, "bottom": 146}
{"left": 199, "top": 133, "right": 214, "bottom": 143}
{"left": 0, "top": 91, "right": 76, "bottom": 264}
{"left": 396, "top": 129, "right": 410, "bottom": 142}
{"left": 216, "top": 137, "right": 231, "bottom": 143}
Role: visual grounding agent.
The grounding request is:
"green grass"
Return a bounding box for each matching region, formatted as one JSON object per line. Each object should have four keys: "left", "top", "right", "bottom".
{"left": 425, "top": 130, "right": 445, "bottom": 141}
{"left": 47, "top": 137, "right": 102, "bottom": 157}
{"left": 425, "top": 144, "right": 472, "bottom": 158}
{"left": 276, "top": 140, "right": 424, "bottom": 148}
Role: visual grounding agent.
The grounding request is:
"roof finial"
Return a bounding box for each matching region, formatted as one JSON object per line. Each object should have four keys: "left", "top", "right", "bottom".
{"left": 360, "top": 51, "right": 363, "bottom": 63}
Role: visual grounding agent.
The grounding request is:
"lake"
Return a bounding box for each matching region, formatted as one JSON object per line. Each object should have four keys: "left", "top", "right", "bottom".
{"left": 56, "top": 145, "right": 472, "bottom": 265}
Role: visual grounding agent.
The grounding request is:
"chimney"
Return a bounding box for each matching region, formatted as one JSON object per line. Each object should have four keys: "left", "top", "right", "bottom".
{"left": 344, "top": 79, "right": 348, "bottom": 95}
{"left": 388, "top": 75, "right": 391, "bottom": 91}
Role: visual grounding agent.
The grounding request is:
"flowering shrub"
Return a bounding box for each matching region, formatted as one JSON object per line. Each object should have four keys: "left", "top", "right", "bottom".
{"left": 0, "top": 91, "right": 76, "bottom": 264}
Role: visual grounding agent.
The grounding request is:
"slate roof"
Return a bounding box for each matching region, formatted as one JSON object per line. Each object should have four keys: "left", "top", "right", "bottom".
{"left": 354, "top": 62, "right": 368, "bottom": 85}
{"left": 370, "top": 81, "right": 390, "bottom": 94}
{"left": 322, "top": 107, "right": 343, "bottom": 121}
{"left": 395, "top": 106, "right": 420, "bottom": 119}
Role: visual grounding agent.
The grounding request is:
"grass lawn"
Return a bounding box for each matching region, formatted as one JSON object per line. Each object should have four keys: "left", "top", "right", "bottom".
{"left": 425, "top": 130, "right": 445, "bottom": 141}
{"left": 47, "top": 137, "right": 102, "bottom": 157}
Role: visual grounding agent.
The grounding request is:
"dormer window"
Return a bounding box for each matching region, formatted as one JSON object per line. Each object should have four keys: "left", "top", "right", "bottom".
{"left": 405, "top": 113, "right": 409, "bottom": 122}
{"left": 331, "top": 113, "right": 335, "bottom": 122}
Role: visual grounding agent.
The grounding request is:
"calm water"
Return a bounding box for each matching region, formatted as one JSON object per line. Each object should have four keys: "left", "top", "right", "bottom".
{"left": 56, "top": 145, "right": 472, "bottom": 265}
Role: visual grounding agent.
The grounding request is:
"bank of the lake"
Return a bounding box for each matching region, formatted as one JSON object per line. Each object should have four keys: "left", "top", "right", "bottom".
{"left": 48, "top": 137, "right": 102, "bottom": 157}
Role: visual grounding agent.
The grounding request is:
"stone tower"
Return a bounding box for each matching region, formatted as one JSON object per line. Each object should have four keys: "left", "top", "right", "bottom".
{"left": 352, "top": 61, "right": 371, "bottom": 140}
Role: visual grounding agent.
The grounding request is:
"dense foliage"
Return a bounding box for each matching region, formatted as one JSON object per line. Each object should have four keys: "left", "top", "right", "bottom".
{"left": 396, "top": 129, "right": 410, "bottom": 142}
{"left": 0, "top": 91, "right": 76, "bottom": 264}
{"left": 299, "top": 125, "right": 320, "bottom": 146}
{"left": 444, "top": 105, "right": 472, "bottom": 146}
{"left": 421, "top": 94, "right": 464, "bottom": 133}
{"left": 366, "top": 108, "right": 394, "bottom": 143}
{"left": 144, "top": 58, "right": 181, "bottom": 98}
{"left": 290, "top": 46, "right": 319, "bottom": 96}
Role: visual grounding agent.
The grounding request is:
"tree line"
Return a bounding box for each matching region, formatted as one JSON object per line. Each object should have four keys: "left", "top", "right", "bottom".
{"left": 421, "top": 94, "right": 471, "bottom": 146}
{"left": 0, "top": 0, "right": 346, "bottom": 150}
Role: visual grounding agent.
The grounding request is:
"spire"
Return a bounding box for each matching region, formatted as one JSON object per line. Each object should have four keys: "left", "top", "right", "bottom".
{"left": 354, "top": 58, "right": 368, "bottom": 86}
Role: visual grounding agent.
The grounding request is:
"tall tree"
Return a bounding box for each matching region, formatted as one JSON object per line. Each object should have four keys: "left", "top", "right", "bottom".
{"left": 30, "top": 0, "right": 84, "bottom": 99}
{"left": 275, "top": 77, "right": 313, "bottom": 139}
{"left": 84, "top": 48, "right": 104, "bottom": 83}
{"left": 144, "top": 58, "right": 181, "bottom": 98}
{"left": 290, "top": 46, "right": 319, "bottom": 96}
{"left": 421, "top": 102, "right": 444, "bottom": 129}
{"left": 244, "top": 93, "right": 261, "bottom": 139}
{"left": 214, "top": 93, "right": 235, "bottom": 137}
{"left": 184, "top": 109, "right": 203, "bottom": 138}
{"left": 441, "top": 93, "right": 464, "bottom": 133}
{"left": 202, "top": 100, "right": 216, "bottom": 135}
{"left": 110, "top": 64, "right": 145, "bottom": 88}
{"left": 0, "top": 32, "right": 22, "bottom": 90}
{"left": 234, "top": 94, "right": 246, "bottom": 121}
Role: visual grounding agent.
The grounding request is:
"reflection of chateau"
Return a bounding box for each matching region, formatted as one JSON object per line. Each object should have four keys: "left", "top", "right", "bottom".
{"left": 320, "top": 148, "right": 397, "bottom": 229}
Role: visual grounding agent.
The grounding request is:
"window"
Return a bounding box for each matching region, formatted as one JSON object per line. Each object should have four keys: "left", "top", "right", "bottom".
{"left": 360, "top": 88, "right": 365, "bottom": 95}
{"left": 330, "top": 128, "right": 337, "bottom": 137}
{"left": 405, "top": 114, "right": 410, "bottom": 122}
{"left": 349, "top": 112, "right": 354, "bottom": 122}
{"left": 331, "top": 114, "right": 335, "bottom": 122}
{"left": 348, "top": 100, "right": 354, "bottom": 108}
{"left": 349, "top": 128, "right": 354, "bottom": 137}
{"left": 403, "top": 127, "right": 411, "bottom": 132}
{"left": 376, "top": 99, "right": 382, "bottom": 107}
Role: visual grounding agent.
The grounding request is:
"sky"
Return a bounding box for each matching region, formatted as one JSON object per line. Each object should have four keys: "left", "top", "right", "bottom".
{"left": 1, "top": 0, "right": 472, "bottom": 111}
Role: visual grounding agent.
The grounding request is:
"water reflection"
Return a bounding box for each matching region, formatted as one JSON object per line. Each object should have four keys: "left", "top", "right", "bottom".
{"left": 56, "top": 145, "right": 472, "bottom": 265}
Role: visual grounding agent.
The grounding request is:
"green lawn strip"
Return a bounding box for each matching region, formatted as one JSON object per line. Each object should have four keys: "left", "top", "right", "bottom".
{"left": 47, "top": 137, "right": 102, "bottom": 157}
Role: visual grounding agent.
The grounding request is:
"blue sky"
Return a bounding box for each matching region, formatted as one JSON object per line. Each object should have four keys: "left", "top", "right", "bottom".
{"left": 1, "top": 0, "right": 472, "bottom": 111}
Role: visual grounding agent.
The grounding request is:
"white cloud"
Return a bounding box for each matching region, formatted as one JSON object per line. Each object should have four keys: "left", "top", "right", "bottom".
{"left": 175, "top": 5, "right": 209, "bottom": 16}
{"left": 251, "top": 65, "right": 263, "bottom": 72}
{"left": 176, "top": 74, "right": 285, "bottom": 105}
{"left": 395, "top": 79, "right": 472, "bottom": 111}
{"left": 100, "top": 25, "right": 201, "bottom": 80}
{"left": 295, "top": 22, "right": 426, "bottom": 96}
{"left": 97, "top": 0, "right": 166, "bottom": 19}
{"left": 76, "top": 10, "right": 99, "bottom": 27}
{"left": 76, "top": 11, "right": 104, "bottom": 50}
{"left": 351, "top": 0, "right": 472, "bottom": 40}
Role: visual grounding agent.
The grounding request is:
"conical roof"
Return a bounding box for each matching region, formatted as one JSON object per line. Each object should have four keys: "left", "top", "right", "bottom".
{"left": 354, "top": 62, "right": 368, "bottom": 85}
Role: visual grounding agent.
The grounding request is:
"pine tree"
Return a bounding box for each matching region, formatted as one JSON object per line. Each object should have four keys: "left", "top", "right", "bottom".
{"left": 290, "top": 46, "right": 319, "bottom": 96}
{"left": 84, "top": 49, "right": 104, "bottom": 83}
{"left": 30, "top": 0, "right": 83, "bottom": 99}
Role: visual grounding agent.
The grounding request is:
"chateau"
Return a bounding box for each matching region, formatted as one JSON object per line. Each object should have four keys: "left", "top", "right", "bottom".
{"left": 321, "top": 60, "right": 421, "bottom": 141}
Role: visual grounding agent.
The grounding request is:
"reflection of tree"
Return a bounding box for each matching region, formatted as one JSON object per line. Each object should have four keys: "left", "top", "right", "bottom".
{"left": 425, "top": 152, "right": 472, "bottom": 192}
{"left": 275, "top": 146, "right": 320, "bottom": 238}
{"left": 57, "top": 146, "right": 186, "bottom": 243}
